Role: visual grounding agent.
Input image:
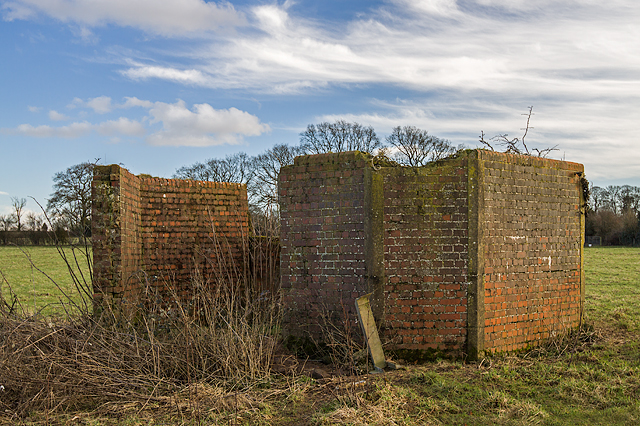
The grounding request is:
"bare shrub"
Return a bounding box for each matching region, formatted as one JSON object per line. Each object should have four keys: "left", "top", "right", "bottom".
{"left": 316, "top": 302, "right": 368, "bottom": 375}
{"left": 0, "top": 216, "right": 281, "bottom": 420}
{"left": 479, "top": 106, "right": 558, "bottom": 157}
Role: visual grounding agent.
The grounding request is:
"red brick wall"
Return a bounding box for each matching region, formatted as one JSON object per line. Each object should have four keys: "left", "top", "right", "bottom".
{"left": 119, "top": 167, "right": 143, "bottom": 300}
{"left": 92, "top": 150, "right": 584, "bottom": 356}
{"left": 479, "top": 151, "right": 584, "bottom": 353}
{"left": 382, "top": 157, "right": 469, "bottom": 354}
{"left": 278, "top": 152, "right": 374, "bottom": 338}
{"left": 92, "top": 165, "right": 249, "bottom": 311}
{"left": 278, "top": 150, "right": 585, "bottom": 358}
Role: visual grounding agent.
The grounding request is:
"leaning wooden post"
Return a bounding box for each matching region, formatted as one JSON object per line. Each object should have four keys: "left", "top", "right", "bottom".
{"left": 356, "top": 293, "right": 386, "bottom": 371}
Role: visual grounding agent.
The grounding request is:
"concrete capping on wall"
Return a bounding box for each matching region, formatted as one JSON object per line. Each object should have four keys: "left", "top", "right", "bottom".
{"left": 363, "top": 166, "right": 385, "bottom": 320}
{"left": 466, "top": 150, "right": 485, "bottom": 359}
{"left": 279, "top": 149, "right": 585, "bottom": 359}
{"left": 92, "top": 165, "right": 250, "bottom": 315}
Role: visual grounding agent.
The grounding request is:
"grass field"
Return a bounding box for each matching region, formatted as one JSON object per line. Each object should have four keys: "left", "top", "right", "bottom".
{"left": 0, "top": 246, "right": 638, "bottom": 425}
{"left": 0, "top": 245, "right": 92, "bottom": 315}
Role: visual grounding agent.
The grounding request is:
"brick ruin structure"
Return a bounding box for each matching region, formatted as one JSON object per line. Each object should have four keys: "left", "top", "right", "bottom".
{"left": 91, "top": 165, "right": 250, "bottom": 314}
{"left": 278, "top": 150, "right": 585, "bottom": 358}
{"left": 92, "top": 149, "right": 586, "bottom": 359}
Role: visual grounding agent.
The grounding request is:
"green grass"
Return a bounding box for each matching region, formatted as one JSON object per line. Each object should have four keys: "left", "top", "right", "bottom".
{"left": 584, "top": 246, "right": 640, "bottom": 332}
{"left": 0, "top": 245, "right": 91, "bottom": 315}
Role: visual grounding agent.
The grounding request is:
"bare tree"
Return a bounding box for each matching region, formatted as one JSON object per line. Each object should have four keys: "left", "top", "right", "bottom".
{"left": 590, "top": 186, "right": 608, "bottom": 214}
{"left": 0, "top": 214, "right": 16, "bottom": 231}
{"left": 11, "top": 197, "right": 27, "bottom": 231}
{"left": 25, "top": 212, "right": 45, "bottom": 231}
{"left": 386, "top": 125, "right": 456, "bottom": 167}
{"left": 252, "top": 144, "right": 304, "bottom": 208}
{"left": 174, "top": 152, "right": 254, "bottom": 185}
{"left": 479, "top": 106, "right": 558, "bottom": 157}
{"left": 604, "top": 185, "right": 622, "bottom": 214}
{"left": 620, "top": 185, "right": 640, "bottom": 214}
{"left": 300, "top": 120, "right": 383, "bottom": 155}
{"left": 47, "top": 162, "right": 95, "bottom": 237}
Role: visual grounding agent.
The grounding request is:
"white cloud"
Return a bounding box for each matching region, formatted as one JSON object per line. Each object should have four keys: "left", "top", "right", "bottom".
{"left": 6, "top": 97, "right": 268, "bottom": 147}
{"left": 86, "top": 96, "right": 113, "bottom": 113}
{"left": 122, "top": 97, "right": 154, "bottom": 109}
{"left": 253, "top": 4, "right": 290, "bottom": 33}
{"left": 12, "top": 116, "right": 144, "bottom": 139}
{"left": 2, "top": 0, "right": 245, "bottom": 36}
{"left": 74, "top": 25, "right": 95, "bottom": 40}
{"left": 392, "top": 0, "right": 460, "bottom": 16}
{"left": 146, "top": 99, "right": 270, "bottom": 146}
{"left": 108, "top": 0, "right": 633, "bottom": 105}
{"left": 0, "top": 191, "right": 8, "bottom": 196}
{"left": 67, "top": 95, "right": 148, "bottom": 112}
{"left": 15, "top": 122, "right": 93, "bottom": 138}
{"left": 67, "top": 97, "right": 82, "bottom": 109}
{"left": 96, "top": 117, "right": 145, "bottom": 136}
{"left": 48, "top": 110, "right": 68, "bottom": 121}
{"left": 27, "top": 106, "right": 40, "bottom": 113}
{"left": 120, "top": 66, "right": 209, "bottom": 86}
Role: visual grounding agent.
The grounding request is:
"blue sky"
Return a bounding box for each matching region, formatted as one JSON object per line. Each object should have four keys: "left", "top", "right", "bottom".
{"left": 1, "top": 0, "right": 639, "bottom": 217}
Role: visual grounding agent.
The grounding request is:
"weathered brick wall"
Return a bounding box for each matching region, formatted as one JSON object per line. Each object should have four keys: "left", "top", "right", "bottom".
{"left": 119, "top": 167, "right": 143, "bottom": 300}
{"left": 92, "top": 165, "right": 141, "bottom": 303}
{"left": 138, "top": 176, "right": 248, "bottom": 298}
{"left": 278, "top": 149, "right": 585, "bottom": 358}
{"left": 278, "top": 152, "right": 378, "bottom": 338}
{"left": 382, "top": 157, "right": 469, "bottom": 354}
{"left": 92, "top": 165, "right": 249, "bottom": 312}
{"left": 479, "top": 151, "right": 584, "bottom": 352}
{"left": 93, "top": 149, "right": 585, "bottom": 357}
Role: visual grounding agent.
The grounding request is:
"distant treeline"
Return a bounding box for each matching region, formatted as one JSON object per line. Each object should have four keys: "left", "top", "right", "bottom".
{"left": 0, "top": 230, "right": 78, "bottom": 246}
{"left": 586, "top": 185, "right": 640, "bottom": 246}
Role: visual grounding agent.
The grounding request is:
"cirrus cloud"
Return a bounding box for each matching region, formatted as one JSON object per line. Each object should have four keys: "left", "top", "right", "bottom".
{"left": 1, "top": 0, "right": 245, "bottom": 36}
{"left": 120, "top": 65, "right": 209, "bottom": 86}
{"left": 13, "top": 117, "right": 144, "bottom": 138}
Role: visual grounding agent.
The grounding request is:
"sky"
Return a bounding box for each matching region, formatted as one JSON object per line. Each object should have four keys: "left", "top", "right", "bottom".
{"left": 1, "top": 0, "right": 639, "bottom": 217}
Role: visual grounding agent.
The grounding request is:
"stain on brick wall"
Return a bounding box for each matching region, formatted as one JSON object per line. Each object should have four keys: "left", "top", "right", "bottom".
{"left": 279, "top": 149, "right": 585, "bottom": 358}
{"left": 92, "top": 165, "right": 249, "bottom": 314}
